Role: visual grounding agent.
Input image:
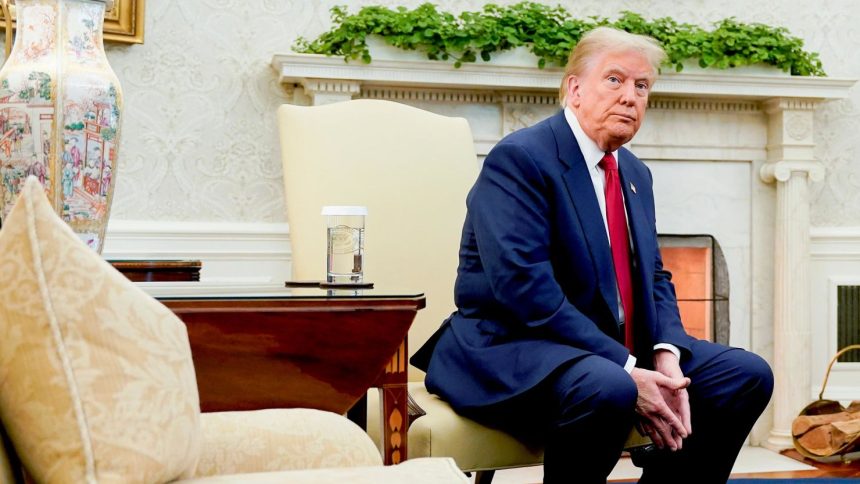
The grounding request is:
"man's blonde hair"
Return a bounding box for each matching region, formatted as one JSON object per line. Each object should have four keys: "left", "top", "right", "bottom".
{"left": 558, "top": 27, "right": 667, "bottom": 106}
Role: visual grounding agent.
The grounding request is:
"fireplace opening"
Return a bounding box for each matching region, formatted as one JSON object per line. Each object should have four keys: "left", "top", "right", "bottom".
{"left": 658, "top": 234, "right": 730, "bottom": 345}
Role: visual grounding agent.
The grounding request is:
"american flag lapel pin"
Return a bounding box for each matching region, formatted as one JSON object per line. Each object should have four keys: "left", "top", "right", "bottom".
{"left": 630, "top": 182, "right": 637, "bottom": 193}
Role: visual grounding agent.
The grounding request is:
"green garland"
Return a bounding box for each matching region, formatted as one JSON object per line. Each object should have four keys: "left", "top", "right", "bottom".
{"left": 293, "top": 2, "right": 825, "bottom": 76}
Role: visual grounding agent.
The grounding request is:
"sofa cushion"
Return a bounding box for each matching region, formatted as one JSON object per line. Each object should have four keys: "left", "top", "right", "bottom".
{"left": 0, "top": 177, "right": 201, "bottom": 483}
{"left": 194, "top": 408, "right": 381, "bottom": 477}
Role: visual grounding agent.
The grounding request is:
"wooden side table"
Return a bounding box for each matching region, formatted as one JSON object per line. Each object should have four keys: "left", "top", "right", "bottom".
{"left": 160, "top": 289, "right": 425, "bottom": 465}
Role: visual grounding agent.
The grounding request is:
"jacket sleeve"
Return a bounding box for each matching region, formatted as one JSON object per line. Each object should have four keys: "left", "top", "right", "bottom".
{"left": 468, "top": 141, "right": 630, "bottom": 367}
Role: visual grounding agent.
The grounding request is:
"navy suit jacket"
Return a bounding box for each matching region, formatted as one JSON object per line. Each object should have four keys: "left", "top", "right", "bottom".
{"left": 412, "top": 111, "right": 694, "bottom": 409}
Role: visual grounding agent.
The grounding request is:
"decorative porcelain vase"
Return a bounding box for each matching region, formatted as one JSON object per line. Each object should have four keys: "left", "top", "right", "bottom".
{"left": 0, "top": 0, "right": 122, "bottom": 252}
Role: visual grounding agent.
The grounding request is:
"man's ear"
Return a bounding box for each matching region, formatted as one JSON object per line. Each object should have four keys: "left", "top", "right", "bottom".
{"left": 566, "top": 75, "right": 581, "bottom": 108}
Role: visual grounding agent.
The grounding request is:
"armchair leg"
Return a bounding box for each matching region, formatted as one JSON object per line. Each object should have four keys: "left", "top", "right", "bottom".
{"left": 474, "top": 470, "right": 495, "bottom": 484}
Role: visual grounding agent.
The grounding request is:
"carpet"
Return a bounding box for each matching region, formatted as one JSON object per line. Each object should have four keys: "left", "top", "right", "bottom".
{"left": 729, "top": 480, "right": 860, "bottom": 483}
{"left": 487, "top": 447, "right": 819, "bottom": 483}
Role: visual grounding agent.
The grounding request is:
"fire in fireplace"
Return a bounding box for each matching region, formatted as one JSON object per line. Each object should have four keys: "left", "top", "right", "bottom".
{"left": 659, "top": 234, "right": 729, "bottom": 345}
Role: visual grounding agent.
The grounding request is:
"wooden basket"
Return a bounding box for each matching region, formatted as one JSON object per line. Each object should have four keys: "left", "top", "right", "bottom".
{"left": 792, "top": 344, "right": 860, "bottom": 463}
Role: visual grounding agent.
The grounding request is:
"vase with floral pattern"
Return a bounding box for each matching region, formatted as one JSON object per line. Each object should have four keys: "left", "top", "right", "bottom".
{"left": 0, "top": 0, "right": 122, "bottom": 252}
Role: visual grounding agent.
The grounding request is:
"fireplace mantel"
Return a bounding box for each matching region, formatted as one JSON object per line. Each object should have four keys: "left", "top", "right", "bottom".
{"left": 271, "top": 51, "right": 856, "bottom": 449}
{"left": 272, "top": 52, "right": 853, "bottom": 102}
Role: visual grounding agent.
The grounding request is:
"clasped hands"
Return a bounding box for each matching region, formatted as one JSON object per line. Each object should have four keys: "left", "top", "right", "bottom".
{"left": 630, "top": 349, "right": 692, "bottom": 451}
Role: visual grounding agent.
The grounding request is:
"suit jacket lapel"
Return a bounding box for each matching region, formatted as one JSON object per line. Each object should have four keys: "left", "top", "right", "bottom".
{"left": 617, "top": 150, "right": 652, "bottom": 286}
{"left": 549, "top": 113, "right": 619, "bottom": 322}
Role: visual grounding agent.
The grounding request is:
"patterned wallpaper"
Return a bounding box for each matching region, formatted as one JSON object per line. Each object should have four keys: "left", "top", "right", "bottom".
{"left": 96, "top": 0, "right": 858, "bottom": 224}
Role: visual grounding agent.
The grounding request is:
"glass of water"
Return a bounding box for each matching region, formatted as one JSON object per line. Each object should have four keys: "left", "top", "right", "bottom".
{"left": 322, "top": 206, "right": 366, "bottom": 283}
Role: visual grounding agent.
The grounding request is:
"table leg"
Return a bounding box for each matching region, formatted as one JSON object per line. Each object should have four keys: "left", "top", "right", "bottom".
{"left": 380, "top": 383, "right": 407, "bottom": 465}
{"left": 379, "top": 339, "right": 408, "bottom": 465}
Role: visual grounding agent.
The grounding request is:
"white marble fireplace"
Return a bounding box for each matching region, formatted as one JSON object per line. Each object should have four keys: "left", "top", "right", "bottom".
{"left": 272, "top": 51, "right": 855, "bottom": 447}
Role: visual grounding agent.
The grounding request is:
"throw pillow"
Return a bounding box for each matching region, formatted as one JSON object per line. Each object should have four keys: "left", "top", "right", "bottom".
{"left": 0, "top": 177, "right": 201, "bottom": 483}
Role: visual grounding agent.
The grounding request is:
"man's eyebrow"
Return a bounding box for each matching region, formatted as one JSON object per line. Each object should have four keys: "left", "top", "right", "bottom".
{"left": 602, "top": 65, "right": 629, "bottom": 76}
{"left": 602, "top": 64, "right": 654, "bottom": 83}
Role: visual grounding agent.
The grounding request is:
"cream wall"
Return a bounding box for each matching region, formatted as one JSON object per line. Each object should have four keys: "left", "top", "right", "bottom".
{"left": 101, "top": 0, "right": 860, "bottom": 227}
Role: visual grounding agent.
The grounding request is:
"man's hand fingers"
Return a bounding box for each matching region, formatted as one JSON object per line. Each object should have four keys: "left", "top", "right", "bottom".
{"left": 631, "top": 367, "right": 690, "bottom": 444}
{"left": 639, "top": 400, "right": 686, "bottom": 450}
{"left": 672, "top": 429, "right": 683, "bottom": 450}
{"left": 656, "top": 374, "right": 690, "bottom": 391}
{"left": 653, "top": 400, "right": 688, "bottom": 439}
{"left": 650, "top": 418, "right": 678, "bottom": 451}
{"left": 641, "top": 421, "right": 665, "bottom": 449}
{"left": 679, "top": 389, "right": 692, "bottom": 435}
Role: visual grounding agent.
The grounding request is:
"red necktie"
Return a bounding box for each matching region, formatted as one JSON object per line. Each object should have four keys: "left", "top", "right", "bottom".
{"left": 600, "top": 152, "right": 635, "bottom": 352}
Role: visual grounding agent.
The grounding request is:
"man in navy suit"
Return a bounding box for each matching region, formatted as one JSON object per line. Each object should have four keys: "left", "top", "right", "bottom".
{"left": 412, "top": 27, "right": 773, "bottom": 483}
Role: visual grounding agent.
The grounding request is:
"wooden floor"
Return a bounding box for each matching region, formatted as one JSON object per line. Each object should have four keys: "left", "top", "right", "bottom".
{"left": 726, "top": 449, "right": 860, "bottom": 479}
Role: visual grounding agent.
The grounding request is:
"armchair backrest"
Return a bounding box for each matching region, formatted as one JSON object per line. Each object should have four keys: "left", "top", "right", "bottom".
{"left": 277, "top": 100, "right": 479, "bottom": 380}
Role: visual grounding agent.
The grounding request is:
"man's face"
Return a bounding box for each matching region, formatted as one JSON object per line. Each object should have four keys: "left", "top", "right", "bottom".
{"left": 565, "top": 50, "right": 654, "bottom": 152}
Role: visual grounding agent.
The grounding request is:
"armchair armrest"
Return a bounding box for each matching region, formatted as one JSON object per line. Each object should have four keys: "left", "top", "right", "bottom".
{"left": 193, "top": 408, "right": 382, "bottom": 478}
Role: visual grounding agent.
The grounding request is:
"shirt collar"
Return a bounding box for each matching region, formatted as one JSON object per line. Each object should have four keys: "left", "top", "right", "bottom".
{"left": 563, "top": 106, "right": 619, "bottom": 170}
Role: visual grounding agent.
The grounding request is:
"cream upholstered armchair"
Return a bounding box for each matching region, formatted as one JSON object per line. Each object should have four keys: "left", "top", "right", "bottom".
{"left": 277, "top": 99, "right": 652, "bottom": 483}
{"left": 0, "top": 178, "right": 466, "bottom": 484}
{"left": 277, "top": 99, "right": 551, "bottom": 482}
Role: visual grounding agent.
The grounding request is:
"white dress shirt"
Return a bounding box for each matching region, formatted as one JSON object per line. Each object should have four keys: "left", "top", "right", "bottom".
{"left": 563, "top": 107, "right": 681, "bottom": 372}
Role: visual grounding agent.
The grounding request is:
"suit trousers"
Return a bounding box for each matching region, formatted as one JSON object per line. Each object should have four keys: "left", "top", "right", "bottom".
{"left": 457, "top": 340, "right": 773, "bottom": 484}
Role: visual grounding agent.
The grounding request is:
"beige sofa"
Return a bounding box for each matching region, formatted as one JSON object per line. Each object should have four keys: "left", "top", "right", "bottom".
{"left": 0, "top": 177, "right": 466, "bottom": 483}
{"left": 0, "top": 408, "right": 465, "bottom": 483}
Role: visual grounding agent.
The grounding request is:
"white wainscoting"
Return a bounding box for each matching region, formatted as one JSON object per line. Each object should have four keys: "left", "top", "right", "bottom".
{"left": 810, "top": 227, "right": 860, "bottom": 401}
{"left": 103, "top": 219, "right": 292, "bottom": 296}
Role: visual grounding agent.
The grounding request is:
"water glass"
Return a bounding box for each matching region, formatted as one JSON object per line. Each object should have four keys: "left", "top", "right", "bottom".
{"left": 322, "top": 206, "right": 366, "bottom": 283}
